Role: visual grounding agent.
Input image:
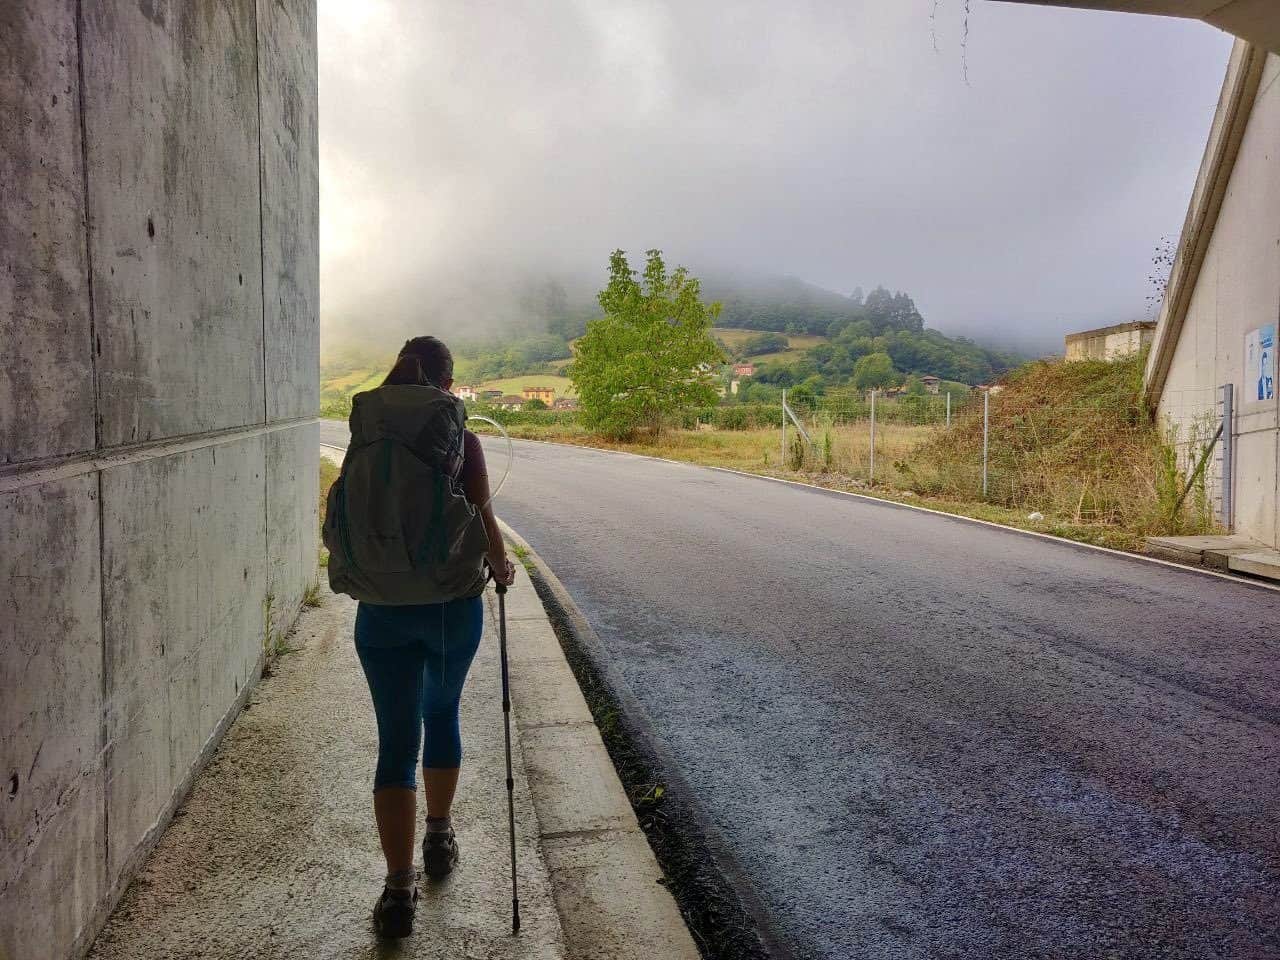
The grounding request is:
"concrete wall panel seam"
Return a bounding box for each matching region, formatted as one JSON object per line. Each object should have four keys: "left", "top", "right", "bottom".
{"left": 74, "top": 0, "right": 101, "bottom": 452}
{"left": 253, "top": 0, "right": 271, "bottom": 428}
{"left": 0, "top": 417, "right": 318, "bottom": 494}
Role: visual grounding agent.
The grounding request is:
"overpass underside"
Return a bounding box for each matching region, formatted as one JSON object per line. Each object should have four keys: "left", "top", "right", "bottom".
{"left": 994, "top": 1, "right": 1280, "bottom": 53}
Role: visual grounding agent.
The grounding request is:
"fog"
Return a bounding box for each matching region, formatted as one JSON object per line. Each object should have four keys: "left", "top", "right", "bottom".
{"left": 319, "top": 1, "right": 1233, "bottom": 355}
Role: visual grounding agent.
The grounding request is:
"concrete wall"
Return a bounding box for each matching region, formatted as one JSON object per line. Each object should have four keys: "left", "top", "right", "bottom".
{"left": 1157, "top": 52, "right": 1280, "bottom": 547}
{"left": 0, "top": 3, "right": 318, "bottom": 959}
{"left": 1064, "top": 322, "right": 1155, "bottom": 362}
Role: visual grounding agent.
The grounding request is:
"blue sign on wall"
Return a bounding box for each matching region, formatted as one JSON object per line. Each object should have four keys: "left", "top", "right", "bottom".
{"left": 1246, "top": 324, "right": 1275, "bottom": 401}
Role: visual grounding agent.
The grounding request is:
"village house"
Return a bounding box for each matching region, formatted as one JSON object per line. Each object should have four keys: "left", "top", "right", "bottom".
{"left": 481, "top": 389, "right": 503, "bottom": 402}
{"left": 733, "top": 362, "right": 757, "bottom": 378}
{"left": 552, "top": 397, "right": 579, "bottom": 411}
{"left": 521, "top": 385, "right": 555, "bottom": 405}
{"left": 497, "top": 395, "right": 526, "bottom": 411}
{"left": 455, "top": 384, "right": 478, "bottom": 401}
{"left": 921, "top": 375, "right": 941, "bottom": 395}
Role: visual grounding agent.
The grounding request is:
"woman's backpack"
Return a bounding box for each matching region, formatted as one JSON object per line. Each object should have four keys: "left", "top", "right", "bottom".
{"left": 323, "top": 383, "right": 490, "bottom": 604}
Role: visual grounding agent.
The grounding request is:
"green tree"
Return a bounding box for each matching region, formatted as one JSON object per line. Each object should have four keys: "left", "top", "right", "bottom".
{"left": 569, "top": 249, "right": 723, "bottom": 438}
{"left": 853, "top": 352, "right": 897, "bottom": 390}
{"left": 903, "top": 374, "right": 926, "bottom": 396}
{"left": 523, "top": 397, "right": 548, "bottom": 411}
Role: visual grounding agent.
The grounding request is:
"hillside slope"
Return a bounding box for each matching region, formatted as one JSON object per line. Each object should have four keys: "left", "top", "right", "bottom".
{"left": 902, "top": 355, "right": 1213, "bottom": 536}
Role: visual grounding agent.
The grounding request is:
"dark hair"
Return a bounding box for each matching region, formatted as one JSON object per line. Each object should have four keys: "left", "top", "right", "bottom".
{"left": 383, "top": 336, "right": 453, "bottom": 387}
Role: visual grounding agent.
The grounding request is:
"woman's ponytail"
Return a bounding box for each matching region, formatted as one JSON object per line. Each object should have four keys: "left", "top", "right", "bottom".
{"left": 383, "top": 353, "right": 427, "bottom": 386}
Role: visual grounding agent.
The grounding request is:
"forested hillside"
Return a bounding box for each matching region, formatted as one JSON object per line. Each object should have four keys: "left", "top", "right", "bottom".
{"left": 322, "top": 273, "right": 1028, "bottom": 405}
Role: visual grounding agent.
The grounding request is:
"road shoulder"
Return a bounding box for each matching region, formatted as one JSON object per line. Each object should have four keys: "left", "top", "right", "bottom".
{"left": 495, "top": 530, "right": 702, "bottom": 960}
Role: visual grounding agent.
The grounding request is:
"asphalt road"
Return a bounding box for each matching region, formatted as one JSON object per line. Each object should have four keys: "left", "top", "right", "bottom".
{"left": 320, "top": 422, "right": 1280, "bottom": 959}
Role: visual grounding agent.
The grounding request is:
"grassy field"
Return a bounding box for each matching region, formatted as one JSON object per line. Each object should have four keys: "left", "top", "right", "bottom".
{"left": 469, "top": 373, "right": 576, "bottom": 397}
{"left": 321, "top": 361, "right": 577, "bottom": 401}
{"left": 713, "top": 327, "right": 825, "bottom": 363}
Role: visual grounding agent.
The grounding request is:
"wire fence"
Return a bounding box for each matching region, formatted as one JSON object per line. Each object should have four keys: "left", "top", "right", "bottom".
{"left": 454, "top": 377, "right": 1229, "bottom": 533}
{"left": 778, "top": 386, "right": 1227, "bottom": 532}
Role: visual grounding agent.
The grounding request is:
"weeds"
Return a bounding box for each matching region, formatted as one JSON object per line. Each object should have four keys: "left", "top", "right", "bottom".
{"left": 510, "top": 541, "right": 534, "bottom": 573}
{"left": 302, "top": 581, "right": 323, "bottom": 608}
{"left": 261, "top": 592, "right": 301, "bottom": 666}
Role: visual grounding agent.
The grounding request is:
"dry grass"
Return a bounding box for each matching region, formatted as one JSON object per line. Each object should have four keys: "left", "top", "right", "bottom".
{"left": 899, "top": 356, "right": 1217, "bottom": 540}
{"left": 478, "top": 356, "right": 1221, "bottom": 551}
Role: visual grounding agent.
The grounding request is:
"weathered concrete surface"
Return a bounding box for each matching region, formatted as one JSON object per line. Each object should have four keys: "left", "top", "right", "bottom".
{"left": 100, "top": 438, "right": 269, "bottom": 888}
{"left": 259, "top": 0, "right": 320, "bottom": 422}
{"left": 0, "top": 4, "right": 319, "bottom": 959}
{"left": 82, "top": 0, "right": 266, "bottom": 445}
{"left": 0, "top": 477, "right": 104, "bottom": 960}
{"left": 267, "top": 422, "right": 320, "bottom": 631}
{"left": 1143, "top": 533, "right": 1261, "bottom": 566}
{"left": 1228, "top": 548, "right": 1280, "bottom": 580}
{"left": 0, "top": 0, "right": 95, "bottom": 463}
{"left": 87, "top": 584, "right": 567, "bottom": 960}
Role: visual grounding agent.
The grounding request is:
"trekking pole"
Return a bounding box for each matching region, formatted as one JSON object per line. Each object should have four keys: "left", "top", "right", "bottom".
{"left": 496, "top": 580, "right": 521, "bottom": 934}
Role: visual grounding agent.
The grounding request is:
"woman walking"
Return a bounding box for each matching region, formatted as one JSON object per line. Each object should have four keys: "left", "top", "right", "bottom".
{"left": 325, "top": 335, "right": 515, "bottom": 938}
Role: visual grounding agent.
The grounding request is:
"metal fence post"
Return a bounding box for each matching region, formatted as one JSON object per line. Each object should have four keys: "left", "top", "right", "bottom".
{"left": 981, "top": 389, "right": 989, "bottom": 498}
{"left": 780, "top": 388, "right": 787, "bottom": 469}
{"left": 869, "top": 388, "right": 876, "bottom": 483}
{"left": 946, "top": 391, "right": 951, "bottom": 427}
{"left": 1220, "top": 383, "right": 1233, "bottom": 529}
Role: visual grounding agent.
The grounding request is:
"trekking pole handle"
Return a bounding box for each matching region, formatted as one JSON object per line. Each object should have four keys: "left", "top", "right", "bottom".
{"left": 485, "top": 559, "right": 514, "bottom": 595}
{"left": 486, "top": 562, "right": 509, "bottom": 595}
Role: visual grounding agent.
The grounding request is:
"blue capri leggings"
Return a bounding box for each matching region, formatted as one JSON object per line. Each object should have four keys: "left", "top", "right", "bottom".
{"left": 354, "top": 595, "right": 485, "bottom": 791}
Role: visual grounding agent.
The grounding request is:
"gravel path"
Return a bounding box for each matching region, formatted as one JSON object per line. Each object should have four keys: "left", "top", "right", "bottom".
{"left": 89, "top": 582, "right": 565, "bottom": 960}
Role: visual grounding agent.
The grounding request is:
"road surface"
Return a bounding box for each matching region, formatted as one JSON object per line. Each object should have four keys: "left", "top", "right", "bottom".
{"left": 321, "top": 422, "right": 1280, "bottom": 959}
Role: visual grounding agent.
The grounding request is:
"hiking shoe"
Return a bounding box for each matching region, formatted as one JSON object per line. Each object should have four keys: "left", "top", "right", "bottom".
{"left": 373, "top": 886, "right": 416, "bottom": 938}
{"left": 422, "top": 828, "right": 460, "bottom": 879}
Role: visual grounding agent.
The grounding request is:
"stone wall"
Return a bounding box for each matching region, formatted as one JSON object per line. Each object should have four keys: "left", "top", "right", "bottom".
{"left": 0, "top": 3, "right": 318, "bottom": 958}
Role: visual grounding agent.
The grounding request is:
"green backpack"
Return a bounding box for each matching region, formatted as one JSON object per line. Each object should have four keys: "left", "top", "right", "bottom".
{"left": 323, "top": 384, "right": 490, "bottom": 604}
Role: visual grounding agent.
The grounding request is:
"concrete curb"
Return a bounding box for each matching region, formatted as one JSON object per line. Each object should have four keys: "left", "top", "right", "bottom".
{"left": 493, "top": 521, "right": 702, "bottom": 960}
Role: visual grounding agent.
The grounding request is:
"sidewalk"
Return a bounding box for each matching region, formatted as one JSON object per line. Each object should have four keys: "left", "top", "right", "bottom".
{"left": 86, "top": 555, "right": 698, "bottom": 959}
{"left": 87, "top": 577, "right": 565, "bottom": 960}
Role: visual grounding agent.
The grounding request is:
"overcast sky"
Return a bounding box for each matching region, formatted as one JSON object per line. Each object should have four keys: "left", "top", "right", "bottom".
{"left": 318, "top": 0, "right": 1233, "bottom": 354}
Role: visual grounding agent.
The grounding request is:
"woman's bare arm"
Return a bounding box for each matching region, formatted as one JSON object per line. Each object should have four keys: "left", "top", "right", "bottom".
{"left": 461, "top": 432, "right": 514, "bottom": 584}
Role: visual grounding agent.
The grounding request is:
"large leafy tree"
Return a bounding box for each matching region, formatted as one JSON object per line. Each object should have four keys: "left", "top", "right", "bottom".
{"left": 852, "top": 351, "right": 898, "bottom": 390}
{"left": 570, "top": 250, "right": 723, "bottom": 438}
